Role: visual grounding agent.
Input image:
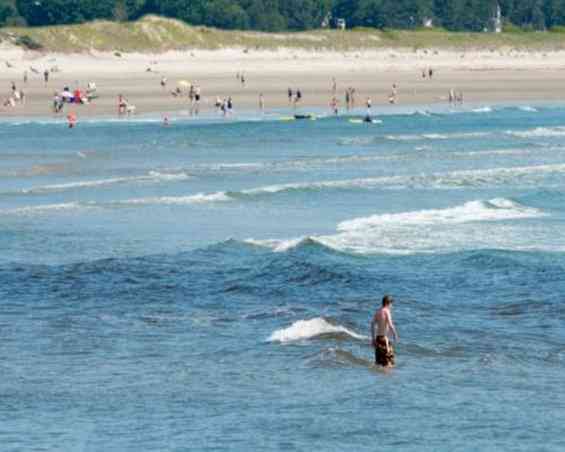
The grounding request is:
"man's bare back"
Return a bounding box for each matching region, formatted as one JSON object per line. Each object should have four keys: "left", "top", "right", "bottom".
{"left": 372, "top": 307, "right": 397, "bottom": 340}
{"left": 370, "top": 295, "right": 398, "bottom": 367}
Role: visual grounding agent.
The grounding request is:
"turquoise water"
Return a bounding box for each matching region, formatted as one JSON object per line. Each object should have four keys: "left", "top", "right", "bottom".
{"left": 2, "top": 104, "right": 565, "bottom": 450}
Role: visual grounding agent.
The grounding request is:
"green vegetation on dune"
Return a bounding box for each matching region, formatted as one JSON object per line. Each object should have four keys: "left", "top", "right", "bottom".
{"left": 3, "top": 15, "right": 565, "bottom": 53}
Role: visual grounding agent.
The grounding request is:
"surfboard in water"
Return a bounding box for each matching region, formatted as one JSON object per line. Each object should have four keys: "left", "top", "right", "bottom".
{"left": 294, "top": 114, "right": 316, "bottom": 120}
{"left": 349, "top": 118, "right": 382, "bottom": 124}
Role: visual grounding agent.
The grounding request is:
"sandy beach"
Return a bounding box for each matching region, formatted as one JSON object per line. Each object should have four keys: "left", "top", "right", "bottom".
{"left": 2, "top": 46, "right": 565, "bottom": 118}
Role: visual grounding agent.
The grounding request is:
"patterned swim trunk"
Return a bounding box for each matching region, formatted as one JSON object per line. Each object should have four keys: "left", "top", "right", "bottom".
{"left": 374, "top": 336, "right": 395, "bottom": 367}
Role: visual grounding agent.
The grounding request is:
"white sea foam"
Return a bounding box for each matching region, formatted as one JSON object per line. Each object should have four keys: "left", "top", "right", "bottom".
{"left": 121, "top": 192, "right": 231, "bottom": 205}
{"left": 210, "top": 163, "right": 265, "bottom": 170}
{"left": 1, "top": 202, "right": 83, "bottom": 215}
{"left": 506, "top": 126, "right": 565, "bottom": 138}
{"left": 251, "top": 198, "right": 548, "bottom": 255}
{"left": 147, "top": 171, "right": 190, "bottom": 181}
{"left": 472, "top": 106, "right": 493, "bottom": 113}
{"left": 386, "top": 131, "right": 491, "bottom": 141}
{"left": 123, "top": 163, "right": 565, "bottom": 207}
{"left": 385, "top": 134, "right": 421, "bottom": 141}
{"left": 246, "top": 163, "right": 565, "bottom": 194}
{"left": 21, "top": 177, "right": 137, "bottom": 193}
{"left": 337, "top": 137, "right": 374, "bottom": 146}
{"left": 337, "top": 198, "right": 541, "bottom": 232}
{"left": 19, "top": 171, "right": 189, "bottom": 194}
{"left": 460, "top": 148, "right": 535, "bottom": 157}
{"left": 268, "top": 318, "right": 368, "bottom": 343}
{"left": 518, "top": 106, "right": 538, "bottom": 112}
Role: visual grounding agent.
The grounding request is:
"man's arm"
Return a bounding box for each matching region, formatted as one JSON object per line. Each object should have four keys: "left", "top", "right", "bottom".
{"left": 386, "top": 311, "right": 398, "bottom": 342}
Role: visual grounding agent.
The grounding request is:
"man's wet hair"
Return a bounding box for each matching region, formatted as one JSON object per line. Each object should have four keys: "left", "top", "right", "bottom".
{"left": 382, "top": 295, "right": 394, "bottom": 306}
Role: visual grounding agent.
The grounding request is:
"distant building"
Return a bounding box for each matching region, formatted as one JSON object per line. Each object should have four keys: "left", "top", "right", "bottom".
{"left": 336, "top": 18, "right": 346, "bottom": 30}
{"left": 422, "top": 17, "right": 433, "bottom": 28}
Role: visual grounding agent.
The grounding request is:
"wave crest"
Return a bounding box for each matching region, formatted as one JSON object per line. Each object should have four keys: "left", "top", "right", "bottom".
{"left": 268, "top": 317, "right": 367, "bottom": 343}
{"left": 252, "top": 198, "right": 548, "bottom": 255}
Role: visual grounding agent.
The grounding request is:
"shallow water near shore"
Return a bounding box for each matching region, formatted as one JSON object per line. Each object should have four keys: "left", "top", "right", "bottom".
{"left": 2, "top": 104, "right": 565, "bottom": 451}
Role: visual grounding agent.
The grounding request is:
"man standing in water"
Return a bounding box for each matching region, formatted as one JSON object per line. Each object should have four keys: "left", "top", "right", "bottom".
{"left": 370, "top": 295, "right": 398, "bottom": 367}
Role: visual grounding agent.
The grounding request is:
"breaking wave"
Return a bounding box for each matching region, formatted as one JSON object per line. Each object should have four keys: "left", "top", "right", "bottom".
{"left": 268, "top": 317, "right": 368, "bottom": 343}
{"left": 250, "top": 198, "right": 549, "bottom": 255}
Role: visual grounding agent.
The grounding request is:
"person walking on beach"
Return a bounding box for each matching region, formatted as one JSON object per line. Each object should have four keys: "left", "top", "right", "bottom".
{"left": 288, "top": 87, "right": 293, "bottom": 105}
{"left": 192, "top": 84, "right": 201, "bottom": 116}
{"left": 389, "top": 83, "right": 398, "bottom": 104}
{"left": 370, "top": 295, "right": 398, "bottom": 367}
{"left": 294, "top": 89, "right": 302, "bottom": 107}
{"left": 259, "top": 93, "right": 264, "bottom": 112}
{"left": 43, "top": 69, "right": 49, "bottom": 84}
{"left": 117, "top": 94, "right": 129, "bottom": 115}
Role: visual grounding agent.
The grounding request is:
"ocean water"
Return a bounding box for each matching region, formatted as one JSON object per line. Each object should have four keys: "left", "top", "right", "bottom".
{"left": 1, "top": 104, "right": 565, "bottom": 451}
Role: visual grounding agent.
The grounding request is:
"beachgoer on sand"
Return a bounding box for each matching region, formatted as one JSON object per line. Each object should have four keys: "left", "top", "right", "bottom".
{"left": 330, "top": 96, "right": 338, "bottom": 115}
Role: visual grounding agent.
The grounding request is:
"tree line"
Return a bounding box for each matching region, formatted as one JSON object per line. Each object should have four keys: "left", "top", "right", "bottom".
{"left": 1, "top": 0, "right": 563, "bottom": 32}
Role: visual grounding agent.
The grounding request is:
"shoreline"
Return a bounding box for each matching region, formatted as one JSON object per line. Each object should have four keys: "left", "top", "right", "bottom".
{"left": 2, "top": 48, "right": 565, "bottom": 118}
{"left": 0, "top": 100, "right": 556, "bottom": 124}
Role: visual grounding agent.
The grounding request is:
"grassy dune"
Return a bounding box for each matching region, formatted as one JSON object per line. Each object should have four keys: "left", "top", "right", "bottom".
{"left": 2, "top": 15, "right": 565, "bottom": 53}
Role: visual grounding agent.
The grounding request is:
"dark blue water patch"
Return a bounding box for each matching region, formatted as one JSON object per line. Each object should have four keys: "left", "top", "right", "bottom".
{"left": 3, "top": 242, "right": 564, "bottom": 312}
{"left": 518, "top": 189, "right": 565, "bottom": 212}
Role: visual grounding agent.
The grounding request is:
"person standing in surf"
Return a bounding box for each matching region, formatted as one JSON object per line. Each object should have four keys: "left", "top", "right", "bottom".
{"left": 370, "top": 295, "right": 398, "bottom": 367}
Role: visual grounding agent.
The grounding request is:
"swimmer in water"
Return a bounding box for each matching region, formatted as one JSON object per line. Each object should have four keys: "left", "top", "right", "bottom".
{"left": 370, "top": 295, "right": 398, "bottom": 367}
{"left": 364, "top": 97, "right": 373, "bottom": 122}
{"left": 67, "top": 112, "right": 77, "bottom": 128}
